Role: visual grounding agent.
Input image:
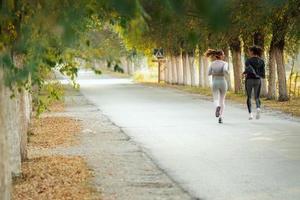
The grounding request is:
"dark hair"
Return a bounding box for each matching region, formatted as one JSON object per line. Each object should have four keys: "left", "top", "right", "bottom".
{"left": 205, "top": 49, "right": 224, "bottom": 59}
{"left": 249, "top": 45, "right": 263, "bottom": 57}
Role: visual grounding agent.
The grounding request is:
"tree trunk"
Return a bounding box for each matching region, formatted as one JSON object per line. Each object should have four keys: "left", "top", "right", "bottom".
{"left": 171, "top": 56, "right": 177, "bottom": 84}
{"left": 223, "top": 47, "right": 233, "bottom": 91}
{"left": 271, "top": 13, "right": 289, "bottom": 101}
{"left": 175, "top": 54, "right": 183, "bottom": 84}
{"left": 125, "top": 58, "right": 130, "bottom": 74}
{"left": 120, "top": 57, "right": 127, "bottom": 73}
{"left": 188, "top": 51, "right": 197, "bottom": 86}
{"left": 6, "top": 88, "right": 22, "bottom": 177}
{"left": 131, "top": 58, "right": 135, "bottom": 74}
{"left": 0, "top": 67, "right": 12, "bottom": 200}
{"left": 203, "top": 56, "right": 210, "bottom": 87}
{"left": 164, "top": 59, "right": 169, "bottom": 83}
{"left": 14, "top": 53, "right": 30, "bottom": 161}
{"left": 229, "top": 38, "right": 243, "bottom": 93}
{"left": 198, "top": 55, "right": 205, "bottom": 87}
{"left": 267, "top": 42, "right": 276, "bottom": 99}
{"left": 253, "top": 32, "right": 268, "bottom": 97}
{"left": 167, "top": 57, "right": 173, "bottom": 84}
{"left": 182, "top": 51, "right": 188, "bottom": 85}
{"left": 274, "top": 45, "right": 288, "bottom": 101}
{"left": 19, "top": 89, "right": 30, "bottom": 161}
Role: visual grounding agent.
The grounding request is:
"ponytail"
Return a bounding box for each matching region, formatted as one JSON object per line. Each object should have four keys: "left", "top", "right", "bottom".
{"left": 205, "top": 49, "right": 224, "bottom": 59}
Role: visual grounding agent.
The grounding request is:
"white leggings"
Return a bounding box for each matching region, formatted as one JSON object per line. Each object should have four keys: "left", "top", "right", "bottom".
{"left": 212, "top": 77, "right": 228, "bottom": 116}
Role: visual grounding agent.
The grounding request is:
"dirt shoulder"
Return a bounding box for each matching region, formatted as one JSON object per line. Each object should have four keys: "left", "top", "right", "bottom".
{"left": 13, "top": 94, "right": 99, "bottom": 199}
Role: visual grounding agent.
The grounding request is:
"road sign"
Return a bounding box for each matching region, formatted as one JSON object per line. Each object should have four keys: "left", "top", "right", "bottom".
{"left": 153, "top": 48, "right": 164, "bottom": 59}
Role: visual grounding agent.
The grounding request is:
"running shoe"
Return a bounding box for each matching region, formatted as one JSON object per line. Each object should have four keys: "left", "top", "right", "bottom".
{"left": 249, "top": 113, "right": 253, "bottom": 120}
{"left": 256, "top": 108, "right": 261, "bottom": 119}
{"left": 218, "top": 117, "right": 223, "bottom": 124}
{"left": 215, "top": 106, "right": 221, "bottom": 117}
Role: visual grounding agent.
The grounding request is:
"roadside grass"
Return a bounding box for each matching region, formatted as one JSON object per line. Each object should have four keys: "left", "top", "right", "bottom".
{"left": 142, "top": 82, "right": 300, "bottom": 117}
{"left": 100, "top": 67, "right": 131, "bottom": 78}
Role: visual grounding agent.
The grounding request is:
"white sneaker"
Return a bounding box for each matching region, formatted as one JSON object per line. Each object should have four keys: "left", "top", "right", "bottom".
{"left": 256, "top": 108, "right": 261, "bottom": 119}
{"left": 249, "top": 113, "right": 253, "bottom": 120}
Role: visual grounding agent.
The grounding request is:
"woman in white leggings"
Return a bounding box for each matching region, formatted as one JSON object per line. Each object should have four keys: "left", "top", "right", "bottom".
{"left": 206, "top": 49, "right": 229, "bottom": 123}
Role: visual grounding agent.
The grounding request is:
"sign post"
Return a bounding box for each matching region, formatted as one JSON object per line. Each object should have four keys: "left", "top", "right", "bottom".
{"left": 153, "top": 48, "right": 165, "bottom": 83}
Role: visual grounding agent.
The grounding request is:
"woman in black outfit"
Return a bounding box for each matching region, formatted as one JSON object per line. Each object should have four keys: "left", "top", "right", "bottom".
{"left": 243, "top": 46, "right": 265, "bottom": 120}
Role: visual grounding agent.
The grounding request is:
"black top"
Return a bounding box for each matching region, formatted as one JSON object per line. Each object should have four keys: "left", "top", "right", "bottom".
{"left": 244, "top": 57, "right": 265, "bottom": 79}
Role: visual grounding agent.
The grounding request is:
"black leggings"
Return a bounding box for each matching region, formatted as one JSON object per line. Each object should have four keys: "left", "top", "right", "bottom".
{"left": 245, "top": 79, "right": 261, "bottom": 113}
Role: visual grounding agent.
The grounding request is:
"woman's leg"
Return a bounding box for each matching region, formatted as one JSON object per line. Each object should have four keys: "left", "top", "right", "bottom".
{"left": 253, "top": 79, "right": 262, "bottom": 109}
{"left": 219, "top": 81, "right": 227, "bottom": 116}
{"left": 253, "top": 79, "right": 262, "bottom": 119}
{"left": 212, "top": 83, "right": 220, "bottom": 108}
{"left": 245, "top": 79, "right": 253, "bottom": 113}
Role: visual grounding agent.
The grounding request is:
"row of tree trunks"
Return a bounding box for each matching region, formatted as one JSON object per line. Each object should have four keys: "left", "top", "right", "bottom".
{"left": 165, "top": 52, "right": 210, "bottom": 88}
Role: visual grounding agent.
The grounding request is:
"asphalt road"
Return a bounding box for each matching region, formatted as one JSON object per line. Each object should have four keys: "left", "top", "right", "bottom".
{"left": 77, "top": 70, "right": 300, "bottom": 200}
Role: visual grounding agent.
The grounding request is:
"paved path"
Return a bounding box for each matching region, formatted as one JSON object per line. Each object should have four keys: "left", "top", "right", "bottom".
{"left": 40, "top": 84, "right": 191, "bottom": 200}
{"left": 77, "top": 70, "right": 300, "bottom": 200}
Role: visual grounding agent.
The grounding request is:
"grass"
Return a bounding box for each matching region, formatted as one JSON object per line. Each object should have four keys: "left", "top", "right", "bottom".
{"left": 142, "top": 82, "right": 300, "bottom": 117}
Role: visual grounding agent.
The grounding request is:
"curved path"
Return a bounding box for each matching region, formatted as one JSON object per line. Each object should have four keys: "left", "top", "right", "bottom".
{"left": 77, "top": 70, "right": 300, "bottom": 200}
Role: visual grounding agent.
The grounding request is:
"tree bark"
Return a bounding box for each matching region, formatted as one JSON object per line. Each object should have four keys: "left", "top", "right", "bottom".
{"left": 271, "top": 14, "right": 289, "bottom": 101}
{"left": 188, "top": 51, "right": 197, "bottom": 86}
{"left": 167, "top": 57, "right": 173, "bottom": 84}
{"left": 0, "top": 67, "right": 12, "bottom": 200}
{"left": 125, "top": 58, "right": 130, "bottom": 74}
{"left": 198, "top": 55, "right": 204, "bottom": 87}
{"left": 267, "top": 41, "right": 277, "bottom": 99}
{"left": 229, "top": 38, "right": 243, "bottom": 93}
{"left": 253, "top": 32, "right": 268, "bottom": 97}
{"left": 175, "top": 54, "right": 183, "bottom": 85}
{"left": 6, "top": 88, "right": 22, "bottom": 177}
{"left": 274, "top": 45, "right": 288, "bottom": 101}
{"left": 223, "top": 47, "right": 233, "bottom": 91}
{"left": 203, "top": 56, "right": 210, "bottom": 87}
{"left": 19, "top": 89, "right": 30, "bottom": 161}
{"left": 182, "top": 51, "right": 188, "bottom": 85}
{"left": 164, "top": 59, "right": 169, "bottom": 83}
{"left": 171, "top": 56, "right": 177, "bottom": 84}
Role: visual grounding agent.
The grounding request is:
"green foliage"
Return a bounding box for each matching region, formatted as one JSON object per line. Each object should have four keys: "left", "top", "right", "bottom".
{"left": 0, "top": 0, "right": 299, "bottom": 109}
{"left": 34, "top": 81, "right": 65, "bottom": 116}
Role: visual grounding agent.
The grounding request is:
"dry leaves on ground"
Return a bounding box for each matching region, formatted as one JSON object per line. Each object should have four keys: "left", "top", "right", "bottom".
{"left": 48, "top": 100, "right": 65, "bottom": 112}
{"left": 29, "top": 116, "right": 81, "bottom": 148}
{"left": 13, "top": 156, "right": 100, "bottom": 200}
